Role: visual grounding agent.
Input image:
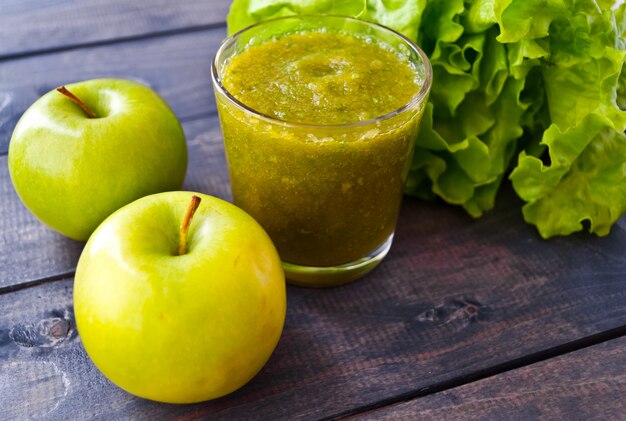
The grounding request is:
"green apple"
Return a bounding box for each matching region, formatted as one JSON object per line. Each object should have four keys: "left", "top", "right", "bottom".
{"left": 8, "top": 78, "right": 187, "bottom": 241}
{"left": 74, "top": 191, "right": 286, "bottom": 403}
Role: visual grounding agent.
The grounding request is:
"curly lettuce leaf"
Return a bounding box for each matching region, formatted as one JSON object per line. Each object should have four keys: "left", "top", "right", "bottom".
{"left": 511, "top": 116, "right": 626, "bottom": 237}
{"left": 227, "top": 0, "right": 426, "bottom": 41}
{"left": 508, "top": 1, "right": 626, "bottom": 237}
{"left": 511, "top": 55, "right": 626, "bottom": 236}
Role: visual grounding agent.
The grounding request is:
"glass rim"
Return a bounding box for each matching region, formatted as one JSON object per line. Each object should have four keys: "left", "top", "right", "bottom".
{"left": 211, "top": 14, "right": 433, "bottom": 129}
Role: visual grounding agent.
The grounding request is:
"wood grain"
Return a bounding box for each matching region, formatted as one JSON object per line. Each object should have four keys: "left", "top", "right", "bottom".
{"left": 0, "top": 116, "right": 225, "bottom": 290}
{"left": 2, "top": 150, "right": 626, "bottom": 419}
{"left": 0, "top": 0, "right": 229, "bottom": 58}
{"left": 354, "top": 336, "right": 626, "bottom": 420}
{"left": 3, "top": 2, "right": 626, "bottom": 418}
{"left": 0, "top": 27, "right": 225, "bottom": 155}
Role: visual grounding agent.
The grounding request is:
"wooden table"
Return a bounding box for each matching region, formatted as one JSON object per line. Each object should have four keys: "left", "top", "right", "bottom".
{"left": 1, "top": 2, "right": 626, "bottom": 420}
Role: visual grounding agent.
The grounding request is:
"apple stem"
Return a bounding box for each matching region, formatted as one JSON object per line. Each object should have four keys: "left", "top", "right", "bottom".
{"left": 179, "top": 195, "right": 202, "bottom": 256}
{"left": 56, "top": 86, "right": 97, "bottom": 118}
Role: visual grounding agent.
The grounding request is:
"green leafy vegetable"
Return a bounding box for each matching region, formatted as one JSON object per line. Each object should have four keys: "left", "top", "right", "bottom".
{"left": 227, "top": 0, "right": 626, "bottom": 238}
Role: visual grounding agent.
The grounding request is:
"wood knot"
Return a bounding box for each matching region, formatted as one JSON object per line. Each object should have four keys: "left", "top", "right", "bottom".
{"left": 9, "top": 308, "right": 74, "bottom": 348}
{"left": 465, "top": 303, "right": 478, "bottom": 315}
{"left": 416, "top": 297, "right": 484, "bottom": 326}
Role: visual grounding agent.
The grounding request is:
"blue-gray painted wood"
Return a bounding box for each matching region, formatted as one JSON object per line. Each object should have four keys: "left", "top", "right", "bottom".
{"left": 0, "top": 0, "right": 229, "bottom": 58}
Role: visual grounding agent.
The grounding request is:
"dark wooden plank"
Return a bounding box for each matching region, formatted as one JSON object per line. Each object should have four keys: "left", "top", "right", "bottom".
{"left": 355, "top": 337, "right": 626, "bottom": 420}
{"left": 2, "top": 1, "right": 624, "bottom": 418}
{"left": 0, "top": 26, "right": 225, "bottom": 155}
{"left": 1, "top": 0, "right": 230, "bottom": 58}
{"left": 0, "top": 116, "right": 225, "bottom": 290}
{"left": 2, "top": 114, "right": 626, "bottom": 418}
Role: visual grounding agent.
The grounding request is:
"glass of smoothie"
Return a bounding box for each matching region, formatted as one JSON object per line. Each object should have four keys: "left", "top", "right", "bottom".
{"left": 212, "top": 15, "right": 431, "bottom": 287}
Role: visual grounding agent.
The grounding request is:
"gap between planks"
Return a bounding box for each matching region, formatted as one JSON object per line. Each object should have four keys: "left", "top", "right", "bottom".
{"left": 330, "top": 323, "right": 626, "bottom": 420}
{"left": 0, "top": 272, "right": 74, "bottom": 296}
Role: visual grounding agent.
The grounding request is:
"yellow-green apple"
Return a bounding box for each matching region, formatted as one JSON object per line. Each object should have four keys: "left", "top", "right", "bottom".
{"left": 74, "top": 192, "right": 286, "bottom": 403}
{"left": 8, "top": 78, "right": 187, "bottom": 241}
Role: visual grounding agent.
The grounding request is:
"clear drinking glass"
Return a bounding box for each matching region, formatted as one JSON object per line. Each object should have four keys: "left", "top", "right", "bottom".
{"left": 212, "top": 15, "right": 432, "bottom": 287}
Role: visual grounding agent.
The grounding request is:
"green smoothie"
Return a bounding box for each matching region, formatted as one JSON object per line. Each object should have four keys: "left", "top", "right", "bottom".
{"left": 215, "top": 27, "right": 425, "bottom": 272}
{"left": 221, "top": 32, "right": 418, "bottom": 125}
